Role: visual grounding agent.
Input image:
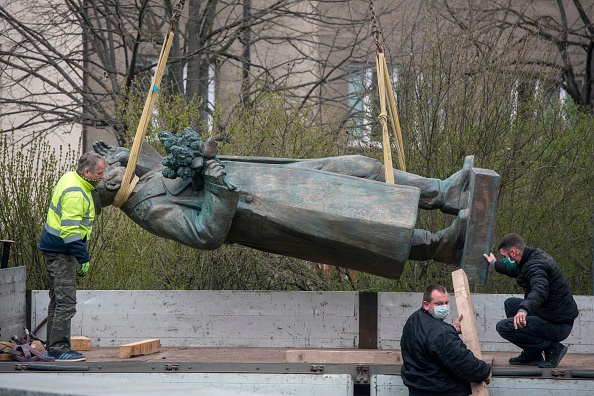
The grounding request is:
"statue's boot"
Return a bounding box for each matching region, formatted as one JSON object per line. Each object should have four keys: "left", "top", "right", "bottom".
{"left": 408, "top": 209, "right": 468, "bottom": 264}
{"left": 391, "top": 156, "right": 474, "bottom": 215}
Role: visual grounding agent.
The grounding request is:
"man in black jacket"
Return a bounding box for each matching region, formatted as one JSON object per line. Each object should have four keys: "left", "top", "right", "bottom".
{"left": 400, "top": 284, "right": 491, "bottom": 396}
{"left": 483, "top": 233, "right": 579, "bottom": 368}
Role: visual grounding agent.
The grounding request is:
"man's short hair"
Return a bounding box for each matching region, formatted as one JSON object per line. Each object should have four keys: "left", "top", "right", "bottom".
{"left": 497, "top": 233, "right": 526, "bottom": 252}
{"left": 77, "top": 152, "right": 107, "bottom": 173}
{"left": 423, "top": 284, "right": 447, "bottom": 303}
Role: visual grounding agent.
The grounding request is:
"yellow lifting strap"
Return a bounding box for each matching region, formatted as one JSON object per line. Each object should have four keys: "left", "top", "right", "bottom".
{"left": 368, "top": 0, "right": 405, "bottom": 182}
{"left": 375, "top": 44, "right": 406, "bottom": 182}
{"left": 112, "top": 1, "right": 185, "bottom": 208}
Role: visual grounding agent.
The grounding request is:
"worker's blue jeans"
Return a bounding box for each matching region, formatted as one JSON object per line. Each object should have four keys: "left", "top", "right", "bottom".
{"left": 43, "top": 252, "right": 78, "bottom": 354}
{"left": 496, "top": 297, "right": 573, "bottom": 353}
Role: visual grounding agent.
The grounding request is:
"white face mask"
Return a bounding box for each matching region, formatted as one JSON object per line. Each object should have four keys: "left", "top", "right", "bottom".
{"left": 432, "top": 304, "right": 450, "bottom": 320}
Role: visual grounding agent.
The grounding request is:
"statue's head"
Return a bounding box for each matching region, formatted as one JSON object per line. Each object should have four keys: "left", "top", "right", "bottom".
{"left": 95, "top": 163, "right": 125, "bottom": 207}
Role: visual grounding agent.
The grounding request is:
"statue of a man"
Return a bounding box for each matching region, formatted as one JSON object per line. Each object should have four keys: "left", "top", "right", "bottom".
{"left": 94, "top": 131, "right": 473, "bottom": 279}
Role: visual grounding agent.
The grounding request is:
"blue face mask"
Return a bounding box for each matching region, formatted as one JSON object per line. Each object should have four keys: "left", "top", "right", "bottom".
{"left": 431, "top": 304, "right": 450, "bottom": 320}
{"left": 503, "top": 257, "right": 517, "bottom": 270}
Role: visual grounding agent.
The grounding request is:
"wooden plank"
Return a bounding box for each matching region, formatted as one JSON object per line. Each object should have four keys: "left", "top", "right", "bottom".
{"left": 286, "top": 349, "right": 402, "bottom": 364}
{"left": 71, "top": 336, "right": 91, "bottom": 351}
{"left": 119, "top": 339, "right": 160, "bottom": 359}
{"left": 452, "top": 269, "right": 489, "bottom": 396}
{"left": 456, "top": 168, "right": 500, "bottom": 285}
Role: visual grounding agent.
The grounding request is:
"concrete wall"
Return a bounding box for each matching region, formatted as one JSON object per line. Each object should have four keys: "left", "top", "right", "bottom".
{"left": 29, "top": 290, "right": 594, "bottom": 353}
{"left": 0, "top": 267, "right": 27, "bottom": 341}
{"left": 30, "top": 290, "right": 359, "bottom": 348}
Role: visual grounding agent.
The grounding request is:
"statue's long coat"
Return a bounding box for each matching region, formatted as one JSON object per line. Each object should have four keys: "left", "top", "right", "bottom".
{"left": 122, "top": 161, "right": 420, "bottom": 278}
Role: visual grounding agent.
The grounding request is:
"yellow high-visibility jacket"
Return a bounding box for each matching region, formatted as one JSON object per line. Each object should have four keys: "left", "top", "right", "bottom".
{"left": 38, "top": 171, "right": 96, "bottom": 263}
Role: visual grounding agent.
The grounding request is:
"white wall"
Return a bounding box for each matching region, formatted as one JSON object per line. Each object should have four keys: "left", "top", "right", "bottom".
{"left": 30, "top": 290, "right": 359, "bottom": 348}
{"left": 29, "top": 290, "right": 594, "bottom": 353}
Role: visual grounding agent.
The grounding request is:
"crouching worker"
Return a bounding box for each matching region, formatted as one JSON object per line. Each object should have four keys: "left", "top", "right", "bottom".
{"left": 483, "top": 233, "right": 578, "bottom": 368}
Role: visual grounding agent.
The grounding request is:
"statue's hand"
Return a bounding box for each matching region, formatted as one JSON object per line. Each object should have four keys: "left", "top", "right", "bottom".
{"left": 203, "top": 159, "right": 236, "bottom": 191}
{"left": 93, "top": 141, "right": 130, "bottom": 165}
{"left": 204, "top": 159, "right": 226, "bottom": 183}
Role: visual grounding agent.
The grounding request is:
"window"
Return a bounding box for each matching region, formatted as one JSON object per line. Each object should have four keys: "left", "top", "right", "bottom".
{"left": 348, "top": 63, "right": 375, "bottom": 141}
{"left": 183, "top": 62, "right": 215, "bottom": 131}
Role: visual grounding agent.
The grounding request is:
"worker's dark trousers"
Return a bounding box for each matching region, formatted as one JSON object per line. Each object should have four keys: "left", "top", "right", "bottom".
{"left": 496, "top": 297, "right": 573, "bottom": 353}
{"left": 43, "top": 252, "right": 78, "bottom": 354}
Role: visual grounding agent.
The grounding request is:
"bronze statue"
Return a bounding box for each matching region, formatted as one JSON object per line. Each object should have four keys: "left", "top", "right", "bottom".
{"left": 93, "top": 129, "right": 479, "bottom": 279}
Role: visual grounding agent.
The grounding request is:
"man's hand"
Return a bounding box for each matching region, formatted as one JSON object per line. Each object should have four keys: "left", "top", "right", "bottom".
{"left": 454, "top": 314, "right": 463, "bottom": 334}
{"left": 78, "top": 262, "right": 90, "bottom": 277}
{"left": 93, "top": 141, "right": 130, "bottom": 165}
{"left": 514, "top": 310, "right": 527, "bottom": 330}
{"left": 483, "top": 252, "right": 496, "bottom": 268}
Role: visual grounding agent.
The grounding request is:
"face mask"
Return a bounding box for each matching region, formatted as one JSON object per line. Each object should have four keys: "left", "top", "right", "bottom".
{"left": 432, "top": 304, "right": 450, "bottom": 320}
{"left": 78, "top": 170, "right": 102, "bottom": 187}
{"left": 503, "top": 257, "right": 517, "bottom": 270}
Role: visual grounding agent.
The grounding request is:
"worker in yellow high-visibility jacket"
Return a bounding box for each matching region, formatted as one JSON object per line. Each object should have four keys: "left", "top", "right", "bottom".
{"left": 38, "top": 152, "right": 106, "bottom": 362}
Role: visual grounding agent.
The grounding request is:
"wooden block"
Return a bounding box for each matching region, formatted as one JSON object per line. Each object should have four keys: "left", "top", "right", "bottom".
{"left": 119, "top": 339, "right": 160, "bottom": 359}
{"left": 71, "top": 336, "right": 91, "bottom": 351}
{"left": 452, "top": 269, "right": 489, "bottom": 396}
{"left": 0, "top": 353, "right": 14, "bottom": 361}
{"left": 286, "top": 349, "right": 401, "bottom": 364}
{"left": 456, "top": 167, "right": 500, "bottom": 286}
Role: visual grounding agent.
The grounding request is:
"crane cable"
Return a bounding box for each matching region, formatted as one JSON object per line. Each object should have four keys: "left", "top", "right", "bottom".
{"left": 112, "top": 0, "right": 185, "bottom": 208}
{"left": 369, "top": 0, "right": 406, "bottom": 181}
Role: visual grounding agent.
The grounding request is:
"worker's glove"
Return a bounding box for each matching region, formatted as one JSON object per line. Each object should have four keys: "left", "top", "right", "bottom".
{"left": 78, "top": 262, "right": 90, "bottom": 277}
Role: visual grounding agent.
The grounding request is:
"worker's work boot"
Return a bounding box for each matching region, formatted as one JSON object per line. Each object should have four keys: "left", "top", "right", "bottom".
{"left": 538, "top": 342, "right": 568, "bottom": 368}
{"left": 408, "top": 209, "right": 468, "bottom": 264}
{"left": 509, "top": 350, "right": 544, "bottom": 366}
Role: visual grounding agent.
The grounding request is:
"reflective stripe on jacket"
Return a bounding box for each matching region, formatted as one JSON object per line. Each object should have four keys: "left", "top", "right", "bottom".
{"left": 38, "top": 171, "right": 95, "bottom": 263}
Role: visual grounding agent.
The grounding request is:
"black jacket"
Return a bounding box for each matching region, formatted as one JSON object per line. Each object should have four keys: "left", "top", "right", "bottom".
{"left": 400, "top": 308, "right": 490, "bottom": 396}
{"left": 494, "top": 247, "right": 578, "bottom": 324}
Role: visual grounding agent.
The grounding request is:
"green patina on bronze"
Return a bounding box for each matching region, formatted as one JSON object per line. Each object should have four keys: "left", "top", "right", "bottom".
{"left": 94, "top": 129, "right": 499, "bottom": 285}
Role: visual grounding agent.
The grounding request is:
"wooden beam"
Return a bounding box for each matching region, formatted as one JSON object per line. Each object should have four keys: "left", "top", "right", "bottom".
{"left": 452, "top": 269, "right": 489, "bottom": 396}
{"left": 0, "top": 353, "right": 13, "bottom": 361}
{"left": 286, "top": 349, "right": 401, "bottom": 364}
{"left": 119, "top": 339, "right": 160, "bottom": 359}
{"left": 71, "top": 336, "right": 91, "bottom": 351}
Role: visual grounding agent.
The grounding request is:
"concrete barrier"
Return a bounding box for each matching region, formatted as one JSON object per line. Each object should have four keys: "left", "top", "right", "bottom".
{"left": 28, "top": 290, "right": 594, "bottom": 353}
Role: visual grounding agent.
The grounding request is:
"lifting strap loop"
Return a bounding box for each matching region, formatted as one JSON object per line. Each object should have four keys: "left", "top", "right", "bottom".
{"left": 112, "top": 1, "right": 185, "bottom": 208}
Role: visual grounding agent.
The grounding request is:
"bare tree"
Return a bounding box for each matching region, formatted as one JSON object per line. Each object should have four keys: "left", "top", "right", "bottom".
{"left": 0, "top": 0, "right": 157, "bottom": 146}
{"left": 433, "top": 0, "right": 594, "bottom": 112}
{"left": 0, "top": 0, "right": 395, "bottom": 148}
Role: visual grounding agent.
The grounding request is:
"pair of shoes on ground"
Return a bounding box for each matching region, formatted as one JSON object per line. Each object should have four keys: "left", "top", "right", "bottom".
{"left": 46, "top": 349, "right": 86, "bottom": 362}
{"left": 509, "top": 342, "right": 567, "bottom": 368}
